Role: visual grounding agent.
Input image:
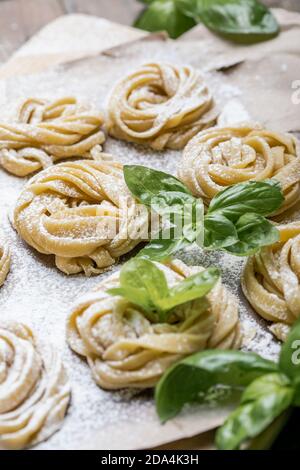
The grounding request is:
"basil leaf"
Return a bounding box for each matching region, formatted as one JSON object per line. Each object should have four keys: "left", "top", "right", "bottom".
{"left": 205, "top": 212, "right": 279, "bottom": 255}
{"left": 279, "top": 317, "right": 300, "bottom": 405}
{"left": 108, "top": 286, "right": 154, "bottom": 314}
{"left": 108, "top": 258, "right": 169, "bottom": 320}
{"left": 124, "top": 165, "right": 194, "bottom": 215}
{"left": 134, "top": 0, "right": 196, "bottom": 39}
{"left": 137, "top": 227, "right": 191, "bottom": 261}
{"left": 224, "top": 213, "right": 279, "bottom": 256}
{"left": 159, "top": 267, "right": 219, "bottom": 311}
{"left": 208, "top": 180, "right": 284, "bottom": 222}
{"left": 216, "top": 373, "right": 294, "bottom": 450}
{"left": 176, "top": 0, "right": 279, "bottom": 44}
{"left": 123, "top": 257, "right": 168, "bottom": 305}
{"left": 155, "top": 350, "right": 278, "bottom": 422}
{"left": 204, "top": 213, "right": 238, "bottom": 249}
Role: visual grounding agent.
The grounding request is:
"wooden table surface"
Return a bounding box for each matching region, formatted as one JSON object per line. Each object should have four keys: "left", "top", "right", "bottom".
{"left": 0, "top": 0, "right": 299, "bottom": 64}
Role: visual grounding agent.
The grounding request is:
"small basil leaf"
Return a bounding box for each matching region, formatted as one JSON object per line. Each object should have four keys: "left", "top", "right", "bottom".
{"left": 134, "top": 0, "right": 196, "bottom": 39}
{"left": 204, "top": 213, "right": 238, "bottom": 249}
{"left": 107, "top": 287, "right": 153, "bottom": 313}
{"left": 137, "top": 232, "right": 191, "bottom": 261}
{"left": 208, "top": 180, "right": 284, "bottom": 222}
{"left": 279, "top": 317, "right": 300, "bottom": 405}
{"left": 176, "top": 0, "right": 279, "bottom": 44}
{"left": 216, "top": 373, "right": 294, "bottom": 450}
{"left": 155, "top": 350, "right": 278, "bottom": 422}
{"left": 124, "top": 165, "right": 194, "bottom": 213}
{"left": 159, "top": 267, "right": 220, "bottom": 311}
{"left": 224, "top": 213, "right": 279, "bottom": 256}
{"left": 120, "top": 257, "right": 169, "bottom": 306}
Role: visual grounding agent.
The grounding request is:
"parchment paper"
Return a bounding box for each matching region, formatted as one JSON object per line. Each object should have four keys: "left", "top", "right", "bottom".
{"left": 0, "top": 14, "right": 147, "bottom": 79}
{"left": 180, "top": 8, "right": 300, "bottom": 133}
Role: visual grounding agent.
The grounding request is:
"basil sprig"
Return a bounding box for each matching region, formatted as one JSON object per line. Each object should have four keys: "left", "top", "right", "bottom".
{"left": 155, "top": 318, "right": 300, "bottom": 450}
{"left": 155, "top": 350, "right": 277, "bottom": 422}
{"left": 124, "top": 165, "right": 284, "bottom": 260}
{"left": 108, "top": 257, "right": 219, "bottom": 323}
{"left": 216, "top": 373, "right": 294, "bottom": 450}
{"left": 135, "top": 0, "right": 279, "bottom": 43}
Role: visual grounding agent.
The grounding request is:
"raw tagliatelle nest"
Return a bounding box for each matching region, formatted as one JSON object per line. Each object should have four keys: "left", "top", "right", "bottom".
{"left": 242, "top": 222, "right": 300, "bottom": 342}
{"left": 0, "top": 97, "right": 105, "bottom": 177}
{"left": 0, "top": 243, "right": 10, "bottom": 287}
{"left": 67, "top": 260, "right": 242, "bottom": 390}
{"left": 178, "top": 124, "right": 300, "bottom": 217}
{"left": 107, "top": 62, "right": 218, "bottom": 150}
{"left": 0, "top": 321, "right": 71, "bottom": 450}
{"left": 13, "top": 157, "right": 149, "bottom": 276}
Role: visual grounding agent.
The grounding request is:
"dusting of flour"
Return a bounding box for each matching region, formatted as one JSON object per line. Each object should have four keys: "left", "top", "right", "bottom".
{"left": 0, "top": 42, "right": 283, "bottom": 449}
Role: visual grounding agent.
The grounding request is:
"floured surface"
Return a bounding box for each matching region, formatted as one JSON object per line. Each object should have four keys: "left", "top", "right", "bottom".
{"left": 0, "top": 38, "right": 298, "bottom": 450}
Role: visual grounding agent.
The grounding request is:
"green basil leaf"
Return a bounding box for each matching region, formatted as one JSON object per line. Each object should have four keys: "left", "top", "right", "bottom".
{"left": 155, "top": 350, "right": 278, "bottom": 422}
{"left": 158, "top": 267, "right": 220, "bottom": 311}
{"left": 124, "top": 165, "right": 194, "bottom": 215}
{"left": 176, "top": 0, "right": 279, "bottom": 44}
{"left": 122, "top": 257, "right": 169, "bottom": 305}
{"left": 216, "top": 373, "right": 294, "bottom": 450}
{"left": 107, "top": 286, "right": 154, "bottom": 314}
{"left": 137, "top": 231, "right": 191, "bottom": 261}
{"left": 134, "top": 0, "right": 196, "bottom": 39}
{"left": 279, "top": 317, "right": 300, "bottom": 405}
{"left": 108, "top": 258, "right": 170, "bottom": 320}
{"left": 208, "top": 180, "right": 284, "bottom": 222}
{"left": 204, "top": 212, "right": 279, "bottom": 255}
{"left": 204, "top": 213, "right": 238, "bottom": 249}
{"left": 224, "top": 213, "right": 279, "bottom": 256}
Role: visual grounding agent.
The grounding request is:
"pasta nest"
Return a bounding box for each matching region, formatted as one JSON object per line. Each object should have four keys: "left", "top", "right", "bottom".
{"left": 0, "top": 321, "right": 70, "bottom": 450}
{"left": 178, "top": 124, "right": 300, "bottom": 216}
{"left": 0, "top": 97, "right": 105, "bottom": 177}
{"left": 67, "top": 260, "right": 242, "bottom": 390}
{"left": 13, "top": 157, "right": 149, "bottom": 276}
{"left": 0, "top": 243, "right": 10, "bottom": 287}
{"left": 242, "top": 222, "right": 300, "bottom": 341}
{"left": 107, "top": 62, "right": 217, "bottom": 150}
